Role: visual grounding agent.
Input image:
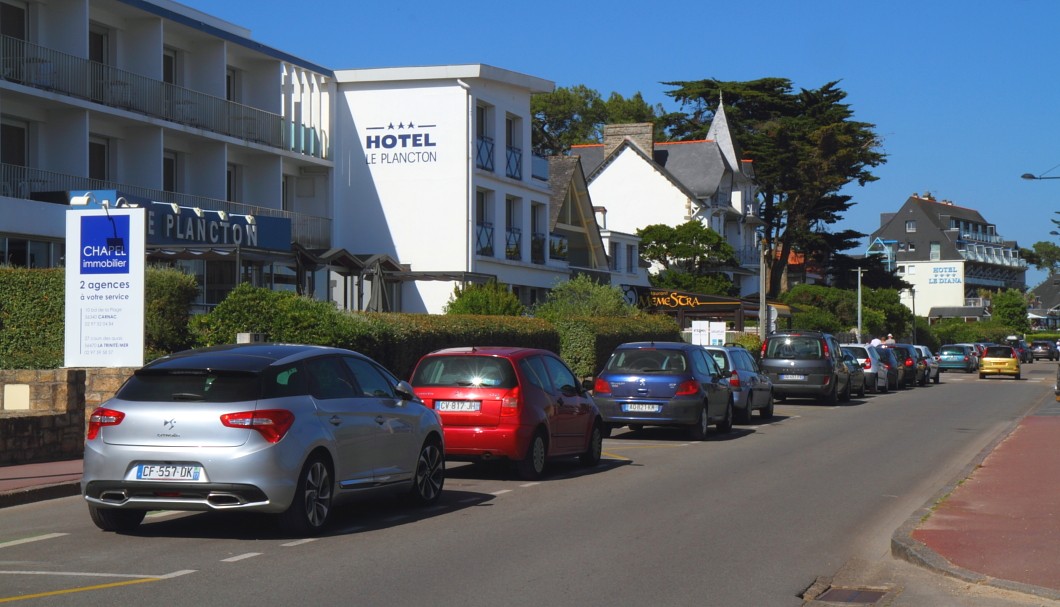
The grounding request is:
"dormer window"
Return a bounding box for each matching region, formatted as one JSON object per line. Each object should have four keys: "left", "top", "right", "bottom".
{"left": 905, "top": 220, "right": 916, "bottom": 233}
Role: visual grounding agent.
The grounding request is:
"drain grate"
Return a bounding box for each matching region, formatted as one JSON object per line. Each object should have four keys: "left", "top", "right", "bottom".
{"left": 815, "top": 587, "right": 887, "bottom": 604}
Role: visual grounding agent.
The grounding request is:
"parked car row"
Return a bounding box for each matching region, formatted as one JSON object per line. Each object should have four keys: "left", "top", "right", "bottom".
{"left": 81, "top": 332, "right": 1035, "bottom": 536}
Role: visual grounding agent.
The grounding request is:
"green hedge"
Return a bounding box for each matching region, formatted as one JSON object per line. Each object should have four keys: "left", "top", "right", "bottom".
{"left": 0, "top": 267, "right": 65, "bottom": 368}
{"left": 555, "top": 315, "right": 682, "bottom": 378}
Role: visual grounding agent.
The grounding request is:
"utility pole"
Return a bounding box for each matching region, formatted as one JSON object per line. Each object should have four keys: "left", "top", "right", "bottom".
{"left": 759, "top": 234, "right": 768, "bottom": 341}
{"left": 852, "top": 267, "right": 863, "bottom": 343}
{"left": 910, "top": 286, "right": 917, "bottom": 344}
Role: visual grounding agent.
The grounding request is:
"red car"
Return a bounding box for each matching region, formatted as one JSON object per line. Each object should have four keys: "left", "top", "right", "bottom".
{"left": 410, "top": 347, "right": 603, "bottom": 480}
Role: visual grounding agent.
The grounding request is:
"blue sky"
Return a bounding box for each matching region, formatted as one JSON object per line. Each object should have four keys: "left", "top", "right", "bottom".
{"left": 179, "top": 0, "right": 1060, "bottom": 287}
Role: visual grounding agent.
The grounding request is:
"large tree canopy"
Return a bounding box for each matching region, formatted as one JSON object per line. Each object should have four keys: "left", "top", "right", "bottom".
{"left": 637, "top": 221, "right": 739, "bottom": 296}
{"left": 660, "top": 78, "right": 886, "bottom": 297}
{"left": 531, "top": 86, "right": 669, "bottom": 156}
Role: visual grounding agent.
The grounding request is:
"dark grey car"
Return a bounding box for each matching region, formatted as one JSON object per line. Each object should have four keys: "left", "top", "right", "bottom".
{"left": 759, "top": 331, "right": 851, "bottom": 404}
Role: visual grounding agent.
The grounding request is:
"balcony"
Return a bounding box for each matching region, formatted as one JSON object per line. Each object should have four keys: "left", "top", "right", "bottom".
{"left": 505, "top": 226, "right": 522, "bottom": 260}
{"left": 475, "top": 136, "right": 494, "bottom": 171}
{"left": 1, "top": 163, "right": 330, "bottom": 248}
{"left": 505, "top": 145, "right": 522, "bottom": 180}
{"left": 0, "top": 35, "right": 328, "bottom": 159}
{"left": 475, "top": 222, "right": 494, "bottom": 256}
{"left": 735, "top": 245, "right": 760, "bottom": 266}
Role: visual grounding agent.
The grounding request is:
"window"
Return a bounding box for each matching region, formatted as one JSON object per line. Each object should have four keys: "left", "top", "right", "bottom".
{"left": 163, "top": 48, "right": 181, "bottom": 85}
{"left": 541, "top": 355, "right": 577, "bottom": 393}
{"left": 88, "top": 137, "right": 109, "bottom": 180}
{"left": 342, "top": 357, "right": 396, "bottom": 398}
{"left": 1, "top": 2, "right": 26, "bottom": 40}
{"left": 226, "top": 67, "right": 240, "bottom": 102}
{"left": 227, "top": 163, "right": 241, "bottom": 202}
{"left": 930, "top": 242, "right": 940, "bottom": 261}
{"left": 1, "top": 120, "right": 27, "bottom": 166}
{"left": 88, "top": 25, "right": 111, "bottom": 65}
{"left": 626, "top": 245, "right": 636, "bottom": 274}
{"left": 905, "top": 220, "right": 916, "bottom": 233}
{"left": 305, "top": 357, "right": 357, "bottom": 400}
{"left": 610, "top": 242, "right": 620, "bottom": 271}
{"left": 163, "top": 150, "right": 179, "bottom": 192}
{"left": 475, "top": 104, "right": 494, "bottom": 171}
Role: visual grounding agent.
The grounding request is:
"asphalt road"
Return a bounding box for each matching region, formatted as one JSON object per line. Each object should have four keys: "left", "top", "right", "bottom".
{"left": 1, "top": 366, "right": 1055, "bottom": 606}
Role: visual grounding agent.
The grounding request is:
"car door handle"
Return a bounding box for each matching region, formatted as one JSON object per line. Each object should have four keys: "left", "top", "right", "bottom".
{"left": 329, "top": 415, "right": 341, "bottom": 426}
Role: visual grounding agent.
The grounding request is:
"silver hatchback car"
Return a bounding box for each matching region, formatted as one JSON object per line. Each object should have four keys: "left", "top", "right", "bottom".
{"left": 82, "top": 344, "right": 445, "bottom": 535}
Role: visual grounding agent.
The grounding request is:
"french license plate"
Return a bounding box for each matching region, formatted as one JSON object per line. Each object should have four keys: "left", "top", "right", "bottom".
{"left": 623, "top": 404, "right": 661, "bottom": 413}
{"left": 136, "top": 464, "right": 202, "bottom": 481}
{"left": 436, "top": 400, "right": 481, "bottom": 412}
{"left": 780, "top": 374, "right": 807, "bottom": 381}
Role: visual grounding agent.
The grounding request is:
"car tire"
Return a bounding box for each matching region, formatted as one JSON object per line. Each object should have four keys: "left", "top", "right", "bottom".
{"left": 580, "top": 421, "right": 603, "bottom": 467}
{"left": 88, "top": 505, "right": 145, "bottom": 533}
{"left": 826, "top": 381, "right": 839, "bottom": 405}
{"left": 278, "top": 454, "right": 333, "bottom": 536}
{"left": 407, "top": 437, "right": 445, "bottom": 506}
{"left": 715, "top": 398, "right": 734, "bottom": 434}
{"left": 759, "top": 391, "right": 775, "bottom": 419}
{"left": 600, "top": 424, "right": 613, "bottom": 439}
{"left": 839, "top": 378, "right": 851, "bottom": 403}
{"left": 858, "top": 379, "right": 866, "bottom": 398}
{"left": 881, "top": 378, "right": 890, "bottom": 393}
{"left": 689, "top": 403, "right": 709, "bottom": 441}
{"left": 735, "top": 394, "right": 753, "bottom": 424}
{"left": 517, "top": 432, "right": 547, "bottom": 480}
{"left": 1015, "top": 372, "right": 1021, "bottom": 380}
{"left": 628, "top": 424, "right": 643, "bottom": 432}
{"left": 933, "top": 373, "right": 940, "bottom": 384}
{"left": 979, "top": 373, "right": 986, "bottom": 379}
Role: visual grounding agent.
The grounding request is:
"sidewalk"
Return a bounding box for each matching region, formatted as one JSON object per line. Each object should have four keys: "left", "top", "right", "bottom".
{"left": 891, "top": 396, "right": 1060, "bottom": 602}
{"left": 0, "top": 458, "right": 82, "bottom": 509}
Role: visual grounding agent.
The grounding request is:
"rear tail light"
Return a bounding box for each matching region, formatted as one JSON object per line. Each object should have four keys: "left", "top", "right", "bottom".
{"left": 87, "top": 407, "right": 125, "bottom": 440}
{"left": 500, "top": 387, "right": 520, "bottom": 417}
{"left": 862, "top": 360, "right": 871, "bottom": 370}
{"left": 728, "top": 370, "right": 741, "bottom": 389}
{"left": 904, "top": 358, "right": 913, "bottom": 367}
{"left": 593, "top": 377, "right": 611, "bottom": 395}
{"left": 675, "top": 379, "right": 699, "bottom": 396}
{"left": 760, "top": 342, "right": 767, "bottom": 358}
{"left": 822, "top": 342, "right": 830, "bottom": 358}
{"left": 221, "top": 409, "right": 295, "bottom": 443}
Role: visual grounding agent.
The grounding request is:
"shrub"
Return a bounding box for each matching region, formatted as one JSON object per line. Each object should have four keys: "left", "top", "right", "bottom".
{"left": 443, "top": 280, "right": 525, "bottom": 316}
{"left": 533, "top": 274, "right": 638, "bottom": 322}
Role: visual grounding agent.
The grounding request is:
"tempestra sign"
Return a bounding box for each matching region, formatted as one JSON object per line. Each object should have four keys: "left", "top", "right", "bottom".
{"left": 64, "top": 203, "right": 145, "bottom": 368}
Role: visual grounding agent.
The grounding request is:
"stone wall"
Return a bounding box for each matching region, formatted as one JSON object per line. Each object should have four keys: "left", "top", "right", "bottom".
{"left": 0, "top": 368, "right": 135, "bottom": 466}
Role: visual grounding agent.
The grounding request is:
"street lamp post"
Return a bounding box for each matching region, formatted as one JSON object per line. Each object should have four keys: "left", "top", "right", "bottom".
{"left": 852, "top": 267, "right": 863, "bottom": 343}
{"left": 909, "top": 286, "right": 917, "bottom": 344}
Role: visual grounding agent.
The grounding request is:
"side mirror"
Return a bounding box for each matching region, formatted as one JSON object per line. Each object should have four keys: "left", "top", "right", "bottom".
{"left": 581, "top": 379, "right": 595, "bottom": 393}
{"left": 395, "top": 380, "right": 417, "bottom": 402}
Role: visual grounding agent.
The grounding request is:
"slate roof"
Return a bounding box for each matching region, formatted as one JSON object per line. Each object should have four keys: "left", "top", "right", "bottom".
{"left": 1030, "top": 273, "right": 1060, "bottom": 311}
{"left": 573, "top": 139, "right": 727, "bottom": 201}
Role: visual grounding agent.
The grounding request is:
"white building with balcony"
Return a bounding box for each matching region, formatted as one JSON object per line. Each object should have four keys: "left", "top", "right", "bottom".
{"left": 866, "top": 194, "right": 1027, "bottom": 318}
{"left": 333, "top": 65, "right": 619, "bottom": 314}
{"left": 0, "top": 0, "right": 335, "bottom": 310}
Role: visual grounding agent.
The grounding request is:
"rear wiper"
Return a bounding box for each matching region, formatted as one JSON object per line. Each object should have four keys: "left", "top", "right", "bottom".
{"left": 171, "top": 392, "right": 205, "bottom": 401}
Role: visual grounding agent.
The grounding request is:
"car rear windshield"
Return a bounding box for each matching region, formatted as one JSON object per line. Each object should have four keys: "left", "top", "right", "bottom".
{"left": 604, "top": 349, "right": 689, "bottom": 373}
{"left": 118, "top": 370, "right": 262, "bottom": 402}
{"left": 1032, "top": 341, "right": 1052, "bottom": 347}
{"left": 844, "top": 346, "right": 868, "bottom": 359}
{"left": 765, "top": 336, "right": 823, "bottom": 359}
{"left": 939, "top": 346, "right": 965, "bottom": 355}
{"left": 985, "top": 346, "right": 1015, "bottom": 358}
{"left": 411, "top": 356, "right": 517, "bottom": 389}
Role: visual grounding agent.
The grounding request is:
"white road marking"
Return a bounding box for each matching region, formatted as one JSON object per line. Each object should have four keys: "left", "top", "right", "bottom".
{"left": 281, "top": 539, "right": 317, "bottom": 547}
{"left": 519, "top": 482, "right": 540, "bottom": 488}
{"left": 221, "top": 553, "right": 261, "bottom": 562}
{"left": 0, "top": 533, "right": 67, "bottom": 549}
{"left": 0, "top": 569, "right": 188, "bottom": 579}
{"left": 490, "top": 489, "right": 512, "bottom": 496}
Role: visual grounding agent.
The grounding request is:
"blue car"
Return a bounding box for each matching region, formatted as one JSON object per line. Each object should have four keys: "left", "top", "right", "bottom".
{"left": 593, "top": 342, "right": 734, "bottom": 440}
{"left": 938, "top": 344, "right": 978, "bottom": 373}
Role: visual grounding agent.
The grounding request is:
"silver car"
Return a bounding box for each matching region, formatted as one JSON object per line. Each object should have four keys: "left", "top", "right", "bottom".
{"left": 82, "top": 344, "right": 445, "bottom": 535}
{"left": 841, "top": 344, "right": 888, "bottom": 393}
{"left": 703, "top": 345, "right": 774, "bottom": 422}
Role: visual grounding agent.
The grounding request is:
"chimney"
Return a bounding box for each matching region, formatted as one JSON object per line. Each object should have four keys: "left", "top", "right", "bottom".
{"left": 603, "top": 123, "right": 654, "bottom": 158}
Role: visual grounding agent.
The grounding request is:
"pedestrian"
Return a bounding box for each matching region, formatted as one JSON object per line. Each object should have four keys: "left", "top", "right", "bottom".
{"left": 869, "top": 336, "right": 882, "bottom": 347}
{"left": 885, "top": 333, "right": 896, "bottom": 345}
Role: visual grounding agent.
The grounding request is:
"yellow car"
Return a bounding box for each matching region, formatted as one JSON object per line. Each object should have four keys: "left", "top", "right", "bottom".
{"left": 979, "top": 345, "right": 1021, "bottom": 380}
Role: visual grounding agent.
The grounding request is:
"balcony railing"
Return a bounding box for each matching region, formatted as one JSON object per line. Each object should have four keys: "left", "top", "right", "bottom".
{"left": 1, "top": 163, "right": 330, "bottom": 248}
{"left": 0, "top": 35, "right": 328, "bottom": 159}
{"left": 531, "top": 232, "right": 546, "bottom": 264}
{"left": 735, "top": 245, "right": 760, "bottom": 266}
{"left": 505, "top": 226, "right": 522, "bottom": 260}
{"left": 505, "top": 145, "right": 522, "bottom": 179}
{"left": 475, "top": 222, "right": 494, "bottom": 256}
{"left": 475, "top": 136, "right": 494, "bottom": 171}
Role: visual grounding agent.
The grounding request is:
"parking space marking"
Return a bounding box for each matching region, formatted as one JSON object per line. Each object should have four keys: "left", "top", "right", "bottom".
{"left": 519, "top": 482, "right": 540, "bottom": 488}
{"left": 281, "top": 539, "right": 317, "bottom": 547}
{"left": 0, "top": 570, "right": 194, "bottom": 603}
{"left": 0, "top": 533, "right": 67, "bottom": 549}
{"left": 220, "top": 553, "right": 261, "bottom": 563}
{"left": 490, "top": 489, "right": 512, "bottom": 496}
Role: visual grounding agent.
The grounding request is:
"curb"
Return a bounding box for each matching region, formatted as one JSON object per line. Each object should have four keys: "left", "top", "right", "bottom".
{"left": 0, "top": 481, "right": 81, "bottom": 510}
{"left": 890, "top": 392, "right": 1060, "bottom": 603}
